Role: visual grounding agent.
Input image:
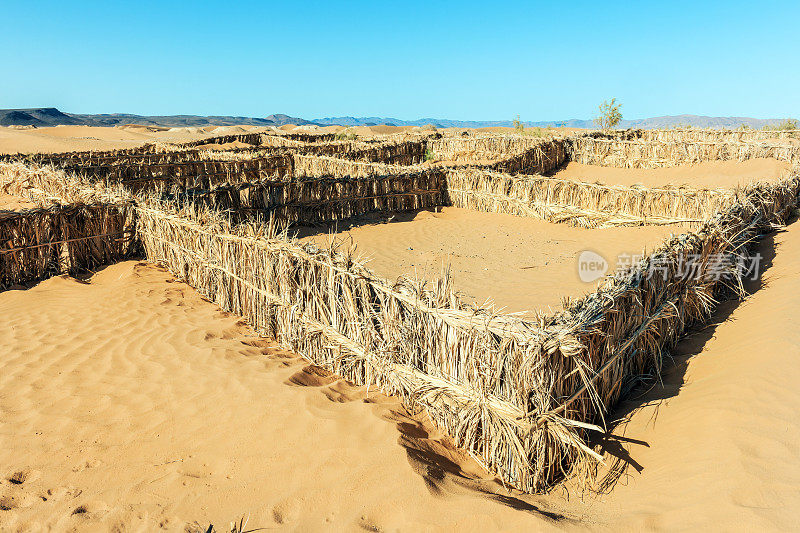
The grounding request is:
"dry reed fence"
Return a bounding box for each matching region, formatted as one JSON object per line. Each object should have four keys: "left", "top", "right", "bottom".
{"left": 0, "top": 163, "right": 136, "bottom": 288}
{"left": 182, "top": 132, "right": 266, "bottom": 147}
{"left": 569, "top": 136, "right": 800, "bottom": 168}
{"left": 131, "top": 171, "right": 799, "bottom": 493}
{"left": 4, "top": 143, "right": 179, "bottom": 166}
{"left": 443, "top": 167, "right": 735, "bottom": 227}
{"left": 59, "top": 154, "right": 294, "bottom": 192}
{"left": 183, "top": 168, "right": 445, "bottom": 226}
{"left": 427, "top": 135, "right": 569, "bottom": 174}
{"left": 602, "top": 128, "right": 800, "bottom": 143}
{"left": 531, "top": 174, "right": 800, "bottom": 486}
{"left": 3, "top": 133, "right": 799, "bottom": 493}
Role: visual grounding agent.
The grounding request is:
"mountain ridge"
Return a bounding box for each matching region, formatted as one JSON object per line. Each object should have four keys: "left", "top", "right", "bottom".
{"left": 0, "top": 108, "right": 795, "bottom": 130}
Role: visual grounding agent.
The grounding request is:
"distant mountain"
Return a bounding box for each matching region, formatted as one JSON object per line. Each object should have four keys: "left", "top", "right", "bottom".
{"left": 0, "top": 108, "right": 315, "bottom": 128}
{"left": 1, "top": 108, "right": 796, "bottom": 130}
{"left": 0, "top": 108, "right": 84, "bottom": 127}
{"left": 314, "top": 114, "right": 798, "bottom": 130}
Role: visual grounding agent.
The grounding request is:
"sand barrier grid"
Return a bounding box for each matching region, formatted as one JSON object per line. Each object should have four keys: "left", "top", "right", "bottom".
{"left": 2, "top": 130, "right": 799, "bottom": 492}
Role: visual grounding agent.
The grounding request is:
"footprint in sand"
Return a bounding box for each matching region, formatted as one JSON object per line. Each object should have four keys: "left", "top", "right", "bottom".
{"left": 8, "top": 469, "right": 42, "bottom": 485}
{"left": 0, "top": 489, "right": 37, "bottom": 510}
{"left": 70, "top": 499, "right": 110, "bottom": 519}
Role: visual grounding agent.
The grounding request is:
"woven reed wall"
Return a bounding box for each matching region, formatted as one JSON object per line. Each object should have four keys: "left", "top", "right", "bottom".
{"left": 443, "top": 167, "right": 735, "bottom": 227}
{"left": 136, "top": 200, "right": 542, "bottom": 491}
{"left": 568, "top": 136, "right": 800, "bottom": 168}
{"left": 186, "top": 170, "right": 446, "bottom": 225}
{"left": 0, "top": 203, "right": 137, "bottom": 288}
{"left": 519, "top": 176, "right": 800, "bottom": 486}
{"left": 427, "top": 136, "right": 569, "bottom": 174}
{"left": 597, "top": 128, "right": 800, "bottom": 143}
{"left": 133, "top": 174, "right": 799, "bottom": 492}
{"left": 57, "top": 154, "right": 294, "bottom": 193}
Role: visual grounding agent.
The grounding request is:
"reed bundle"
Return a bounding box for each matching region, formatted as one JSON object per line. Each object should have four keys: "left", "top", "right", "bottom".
{"left": 569, "top": 136, "right": 800, "bottom": 168}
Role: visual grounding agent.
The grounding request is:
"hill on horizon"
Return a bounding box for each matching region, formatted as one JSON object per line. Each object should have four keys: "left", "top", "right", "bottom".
{"left": 0, "top": 108, "right": 796, "bottom": 130}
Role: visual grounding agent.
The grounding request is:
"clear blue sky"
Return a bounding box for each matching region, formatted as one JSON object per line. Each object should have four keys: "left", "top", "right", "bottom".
{"left": 2, "top": 1, "right": 798, "bottom": 121}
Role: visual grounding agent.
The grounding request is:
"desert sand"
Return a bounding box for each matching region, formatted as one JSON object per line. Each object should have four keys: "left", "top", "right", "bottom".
{"left": 1, "top": 126, "right": 799, "bottom": 531}
{"left": 297, "top": 208, "right": 686, "bottom": 314}
{"left": 0, "top": 192, "right": 35, "bottom": 211}
{"left": 2, "top": 224, "right": 799, "bottom": 530}
{"left": 0, "top": 125, "right": 266, "bottom": 155}
{"left": 553, "top": 158, "right": 792, "bottom": 188}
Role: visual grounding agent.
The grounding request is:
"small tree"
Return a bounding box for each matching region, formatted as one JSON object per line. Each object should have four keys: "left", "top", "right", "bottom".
{"left": 595, "top": 98, "right": 622, "bottom": 130}
{"left": 512, "top": 114, "right": 525, "bottom": 132}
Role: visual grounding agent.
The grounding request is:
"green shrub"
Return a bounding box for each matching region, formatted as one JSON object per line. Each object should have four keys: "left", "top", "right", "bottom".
{"left": 595, "top": 98, "right": 622, "bottom": 130}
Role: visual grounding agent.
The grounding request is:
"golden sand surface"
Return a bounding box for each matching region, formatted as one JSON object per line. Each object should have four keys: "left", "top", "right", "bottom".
{"left": 297, "top": 207, "right": 686, "bottom": 314}
{"left": 1, "top": 127, "right": 798, "bottom": 530}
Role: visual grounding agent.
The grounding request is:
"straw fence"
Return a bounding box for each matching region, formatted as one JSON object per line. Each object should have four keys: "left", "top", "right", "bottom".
{"left": 443, "top": 167, "right": 735, "bottom": 227}
{"left": 0, "top": 163, "right": 136, "bottom": 288}
{"left": 529, "top": 174, "right": 800, "bottom": 486}
{"left": 182, "top": 132, "right": 265, "bottom": 147}
{"left": 135, "top": 198, "right": 548, "bottom": 491}
{"left": 3, "top": 132, "right": 799, "bottom": 492}
{"left": 131, "top": 171, "right": 799, "bottom": 493}
{"left": 427, "top": 135, "right": 569, "bottom": 174}
{"left": 184, "top": 168, "right": 445, "bottom": 226}
{"left": 292, "top": 153, "right": 421, "bottom": 179}
{"left": 599, "top": 128, "right": 800, "bottom": 143}
{"left": 58, "top": 154, "right": 294, "bottom": 192}
{"left": 568, "top": 136, "right": 800, "bottom": 168}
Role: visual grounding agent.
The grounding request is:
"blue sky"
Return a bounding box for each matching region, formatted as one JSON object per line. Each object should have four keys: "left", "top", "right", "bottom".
{"left": 2, "top": 1, "right": 798, "bottom": 121}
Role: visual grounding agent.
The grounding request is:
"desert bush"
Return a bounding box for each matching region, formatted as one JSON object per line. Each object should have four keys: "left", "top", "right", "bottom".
{"left": 334, "top": 128, "right": 358, "bottom": 141}
{"left": 595, "top": 98, "right": 622, "bottom": 130}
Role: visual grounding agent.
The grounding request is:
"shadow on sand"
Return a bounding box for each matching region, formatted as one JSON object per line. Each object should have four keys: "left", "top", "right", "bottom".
{"left": 593, "top": 222, "right": 785, "bottom": 492}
